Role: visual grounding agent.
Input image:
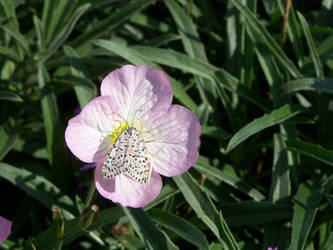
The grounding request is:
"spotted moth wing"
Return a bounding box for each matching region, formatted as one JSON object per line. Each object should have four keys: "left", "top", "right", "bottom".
{"left": 101, "top": 128, "right": 130, "bottom": 179}
{"left": 122, "top": 127, "right": 152, "bottom": 184}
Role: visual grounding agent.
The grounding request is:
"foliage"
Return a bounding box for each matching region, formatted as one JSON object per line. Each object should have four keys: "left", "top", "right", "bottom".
{"left": 1, "top": 0, "right": 333, "bottom": 249}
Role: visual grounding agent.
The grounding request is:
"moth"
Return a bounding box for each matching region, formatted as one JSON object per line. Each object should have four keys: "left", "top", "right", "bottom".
{"left": 101, "top": 127, "right": 152, "bottom": 184}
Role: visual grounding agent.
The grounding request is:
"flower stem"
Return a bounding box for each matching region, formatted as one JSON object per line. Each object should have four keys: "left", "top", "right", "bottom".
{"left": 84, "top": 179, "right": 96, "bottom": 209}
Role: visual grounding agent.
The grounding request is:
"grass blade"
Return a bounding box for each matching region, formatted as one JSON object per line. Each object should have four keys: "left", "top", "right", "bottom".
{"left": 0, "top": 122, "right": 18, "bottom": 160}
{"left": 72, "top": 0, "right": 155, "bottom": 47}
{"left": 1, "top": 24, "right": 30, "bottom": 55}
{"left": 0, "top": 162, "right": 75, "bottom": 218}
{"left": 148, "top": 208, "right": 209, "bottom": 250}
{"left": 297, "top": 12, "right": 324, "bottom": 78}
{"left": 264, "top": 133, "right": 290, "bottom": 249}
{"left": 33, "top": 15, "right": 46, "bottom": 53}
{"left": 219, "top": 211, "right": 240, "bottom": 250}
{"left": 194, "top": 156, "right": 265, "bottom": 201}
{"left": 63, "top": 45, "right": 96, "bottom": 108}
{"left": 0, "top": 90, "right": 23, "bottom": 102}
{"left": 227, "top": 104, "right": 304, "bottom": 152}
{"left": 286, "top": 139, "right": 333, "bottom": 166}
{"left": 47, "top": 3, "right": 91, "bottom": 59}
{"left": 37, "top": 61, "right": 68, "bottom": 190}
{"left": 0, "top": 45, "right": 21, "bottom": 62}
{"left": 280, "top": 77, "right": 333, "bottom": 96}
{"left": 123, "top": 207, "right": 178, "bottom": 250}
{"left": 133, "top": 46, "right": 271, "bottom": 111}
{"left": 290, "top": 182, "right": 323, "bottom": 250}
{"left": 173, "top": 172, "right": 227, "bottom": 244}
{"left": 270, "top": 134, "right": 290, "bottom": 202}
{"left": 46, "top": 0, "right": 78, "bottom": 44}
{"left": 230, "top": 0, "right": 302, "bottom": 78}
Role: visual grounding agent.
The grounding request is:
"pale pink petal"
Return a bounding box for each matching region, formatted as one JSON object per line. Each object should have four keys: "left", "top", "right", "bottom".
{"left": 146, "top": 105, "right": 201, "bottom": 177}
{"left": 0, "top": 216, "right": 12, "bottom": 243}
{"left": 65, "top": 96, "right": 117, "bottom": 163}
{"left": 100, "top": 65, "right": 172, "bottom": 123}
{"left": 95, "top": 162, "right": 162, "bottom": 208}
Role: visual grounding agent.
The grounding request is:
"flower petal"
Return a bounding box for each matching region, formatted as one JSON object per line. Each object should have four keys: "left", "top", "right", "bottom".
{"left": 0, "top": 216, "right": 12, "bottom": 243}
{"left": 100, "top": 65, "right": 172, "bottom": 123}
{"left": 146, "top": 105, "right": 201, "bottom": 177}
{"left": 65, "top": 96, "right": 116, "bottom": 163}
{"left": 95, "top": 162, "right": 162, "bottom": 207}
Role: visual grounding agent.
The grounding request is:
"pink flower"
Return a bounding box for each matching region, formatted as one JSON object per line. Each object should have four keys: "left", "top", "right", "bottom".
{"left": 268, "top": 247, "right": 278, "bottom": 250}
{"left": 65, "top": 65, "right": 201, "bottom": 207}
{"left": 0, "top": 216, "right": 12, "bottom": 243}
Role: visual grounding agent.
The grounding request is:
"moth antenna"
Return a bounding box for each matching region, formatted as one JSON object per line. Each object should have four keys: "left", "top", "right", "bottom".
{"left": 131, "top": 109, "right": 144, "bottom": 127}
{"left": 106, "top": 112, "right": 130, "bottom": 128}
{"left": 143, "top": 131, "right": 157, "bottom": 143}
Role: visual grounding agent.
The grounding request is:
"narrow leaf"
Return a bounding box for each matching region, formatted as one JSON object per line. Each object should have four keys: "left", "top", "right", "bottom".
{"left": 290, "top": 182, "right": 323, "bottom": 250}
{"left": 0, "top": 90, "right": 23, "bottom": 102}
{"left": 133, "top": 46, "right": 271, "bottom": 111}
{"left": 286, "top": 139, "right": 333, "bottom": 166}
{"left": 0, "top": 162, "right": 75, "bottom": 219}
{"left": 0, "top": 122, "right": 18, "bottom": 160}
{"left": 219, "top": 211, "right": 240, "bottom": 250}
{"left": 47, "top": 3, "right": 90, "bottom": 59}
{"left": 280, "top": 77, "right": 333, "bottom": 96}
{"left": 123, "top": 207, "right": 178, "bottom": 250}
{"left": 63, "top": 45, "right": 96, "bottom": 107}
{"left": 227, "top": 104, "right": 304, "bottom": 152}
{"left": 148, "top": 208, "right": 209, "bottom": 250}
{"left": 173, "top": 172, "right": 225, "bottom": 243}
{"left": 297, "top": 11, "right": 324, "bottom": 78}
{"left": 72, "top": 0, "right": 155, "bottom": 47}
{"left": 37, "top": 62, "right": 68, "bottom": 190}
{"left": 230, "top": 0, "right": 302, "bottom": 78}
{"left": 194, "top": 156, "right": 265, "bottom": 201}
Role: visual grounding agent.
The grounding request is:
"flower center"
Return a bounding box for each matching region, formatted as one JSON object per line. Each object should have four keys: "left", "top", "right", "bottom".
{"left": 109, "top": 121, "right": 129, "bottom": 144}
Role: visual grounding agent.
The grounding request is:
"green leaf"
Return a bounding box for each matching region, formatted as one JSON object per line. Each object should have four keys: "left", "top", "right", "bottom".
{"left": 269, "top": 134, "right": 290, "bottom": 202}
{"left": 133, "top": 46, "right": 271, "bottom": 111}
{"left": 230, "top": 0, "right": 302, "bottom": 78}
{"left": 280, "top": 77, "right": 333, "bottom": 96}
{"left": 194, "top": 156, "right": 265, "bottom": 201}
{"left": 0, "top": 122, "right": 18, "bottom": 160}
{"left": 46, "top": 0, "right": 79, "bottom": 44}
{"left": 71, "top": 0, "right": 155, "bottom": 47}
{"left": 0, "top": 162, "right": 75, "bottom": 219}
{"left": 227, "top": 104, "right": 304, "bottom": 152}
{"left": 148, "top": 208, "right": 209, "bottom": 250}
{"left": 173, "top": 172, "right": 226, "bottom": 243}
{"left": 37, "top": 62, "right": 68, "bottom": 190}
{"left": 297, "top": 12, "right": 324, "bottom": 78}
{"left": 53, "top": 75, "right": 97, "bottom": 93}
{"left": 290, "top": 182, "right": 323, "bottom": 250}
{"left": 222, "top": 201, "right": 292, "bottom": 226}
{"left": 123, "top": 207, "right": 178, "bottom": 250}
{"left": 219, "top": 211, "right": 240, "bottom": 250}
{"left": 286, "top": 139, "right": 333, "bottom": 166}
{"left": 63, "top": 45, "right": 96, "bottom": 108}
{"left": 1, "top": 24, "right": 30, "bottom": 55}
{"left": 201, "top": 125, "right": 231, "bottom": 140}
{"left": 0, "top": 45, "right": 21, "bottom": 62}
{"left": 264, "top": 134, "right": 290, "bottom": 249}
{"left": 33, "top": 207, "right": 124, "bottom": 249}
{"left": 47, "top": 3, "right": 91, "bottom": 59}
{"left": 277, "top": 0, "right": 306, "bottom": 67}
{"left": 164, "top": 0, "right": 216, "bottom": 107}
{"left": 0, "top": 90, "right": 23, "bottom": 102}
{"left": 33, "top": 15, "right": 46, "bottom": 52}
{"left": 92, "top": 39, "right": 198, "bottom": 112}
